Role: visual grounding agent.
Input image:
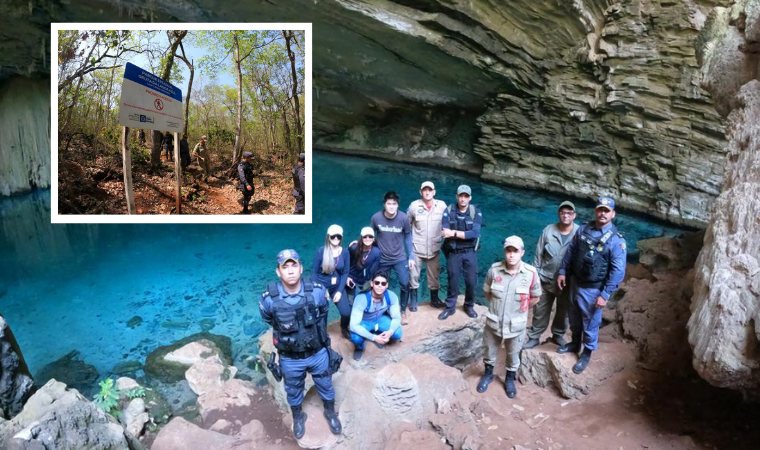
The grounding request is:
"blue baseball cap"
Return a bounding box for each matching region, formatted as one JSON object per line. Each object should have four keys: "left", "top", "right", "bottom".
{"left": 243, "top": 151, "right": 253, "bottom": 158}
{"left": 276, "top": 249, "right": 300, "bottom": 265}
{"left": 596, "top": 197, "right": 616, "bottom": 211}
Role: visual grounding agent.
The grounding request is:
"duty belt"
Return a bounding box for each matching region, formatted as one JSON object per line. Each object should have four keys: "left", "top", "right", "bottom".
{"left": 280, "top": 349, "right": 319, "bottom": 359}
{"left": 451, "top": 247, "right": 475, "bottom": 254}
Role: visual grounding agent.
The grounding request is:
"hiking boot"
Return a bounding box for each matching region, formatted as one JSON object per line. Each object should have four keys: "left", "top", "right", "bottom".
{"left": 477, "top": 363, "right": 494, "bottom": 393}
{"left": 291, "top": 405, "right": 307, "bottom": 439}
{"left": 408, "top": 289, "right": 418, "bottom": 312}
{"left": 522, "top": 337, "right": 540, "bottom": 350}
{"left": 353, "top": 348, "right": 363, "bottom": 361}
{"left": 341, "top": 328, "right": 351, "bottom": 340}
{"left": 323, "top": 400, "right": 342, "bottom": 435}
{"left": 438, "top": 309, "right": 455, "bottom": 321}
{"left": 464, "top": 306, "right": 478, "bottom": 318}
{"left": 505, "top": 370, "right": 517, "bottom": 398}
{"left": 551, "top": 335, "right": 568, "bottom": 347}
{"left": 573, "top": 348, "right": 592, "bottom": 374}
{"left": 429, "top": 289, "right": 445, "bottom": 309}
{"left": 557, "top": 340, "right": 581, "bottom": 354}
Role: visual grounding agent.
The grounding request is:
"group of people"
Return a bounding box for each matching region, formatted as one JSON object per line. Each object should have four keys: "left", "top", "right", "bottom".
{"left": 136, "top": 130, "right": 211, "bottom": 189}
{"left": 258, "top": 181, "right": 627, "bottom": 439}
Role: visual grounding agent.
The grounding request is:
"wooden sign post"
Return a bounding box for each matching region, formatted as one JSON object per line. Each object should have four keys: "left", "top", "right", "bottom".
{"left": 122, "top": 126, "right": 136, "bottom": 214}
{"left": 174, "top": 132, "right": 181, "bottom": 214}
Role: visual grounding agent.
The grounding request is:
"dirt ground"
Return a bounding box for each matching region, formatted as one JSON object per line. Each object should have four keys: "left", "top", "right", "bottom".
{"left": 58, "top": 138, "right": 295, "bottom": 216}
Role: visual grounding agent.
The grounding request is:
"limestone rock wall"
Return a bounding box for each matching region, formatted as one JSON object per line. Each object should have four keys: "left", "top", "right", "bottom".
{"left": 0, "top": 316, "right": 34, "bottom": 419}
{"left": 0, "top": 77, "right": 51, "bottom": 196}
{"left": 688, "top": 0, "right": 760, "bottom": 396}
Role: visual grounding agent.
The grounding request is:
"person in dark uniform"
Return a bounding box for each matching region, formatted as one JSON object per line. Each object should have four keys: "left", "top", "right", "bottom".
{"left": 557, "top": 196, "right": 626, "bottom": 374}
{"left": 258, "top": 249, "right": 342, "bottom": 439}
{"left": 162, "top": 131, "right": 174, "bottom": 162}
{"left": 439, "top": 185, "right": 483, "bottom": 321}
{"left": 238, "top": 151, "right": 255, "bottom": 214}
{"left": 138, "top": 129, "right": 146, "bottom": 146}
{"left": 179, "top": 134, "right": 191, "bottom": 169}
{"left": 292, "top": 153, "right": 305, "bottom": 214}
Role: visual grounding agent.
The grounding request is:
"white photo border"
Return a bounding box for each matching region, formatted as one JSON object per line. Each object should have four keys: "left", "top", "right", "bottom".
{"left": 51, "top": 23, "right": 312, "bottom": 224}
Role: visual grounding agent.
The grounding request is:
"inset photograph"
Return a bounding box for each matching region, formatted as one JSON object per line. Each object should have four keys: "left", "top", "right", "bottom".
{"left": 53, "top": 24, "right": 310, "bottom": 222}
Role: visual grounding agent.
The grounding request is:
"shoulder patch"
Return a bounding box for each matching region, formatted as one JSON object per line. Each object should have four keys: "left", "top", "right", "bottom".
{"left": 312, "top": 281, "right": 323, "bottom": 288}
{"left": 261, "top": 291, "right": 269, "bottom": 298}
{"left": 621, "top": 242, "right": 626, "bottom": 251}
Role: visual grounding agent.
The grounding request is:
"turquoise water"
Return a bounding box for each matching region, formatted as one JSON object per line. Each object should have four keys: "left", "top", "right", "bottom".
{"left": 0, "top": 152, "right": 686, "bottom": 389}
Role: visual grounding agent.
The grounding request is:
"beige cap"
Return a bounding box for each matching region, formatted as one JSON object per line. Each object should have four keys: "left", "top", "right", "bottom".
{"left": 327, "top": 224, "right": 343, "bottom": 236}
{"left": 420, "top": 181, "right": 435, "bottom": 190}
{"left": 360, "top": 227, "right": 374, "bottom": 237}
{"left": 503, "top": 235, "right": 524, "bottom": 250}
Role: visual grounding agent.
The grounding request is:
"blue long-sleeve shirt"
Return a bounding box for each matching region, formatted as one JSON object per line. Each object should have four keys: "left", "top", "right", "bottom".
{"left": 348, "top": 243, "right": 381, "bottom": 287}
{"left": 442, "top": 204, "right": 482, "bottom": 251}
{"left": 371, "top": 210, "right": 413, "bottom": 264}
{"left": 311, "top": 246, "right": 350, "bottom": 295}
{"left": 558, "top": 222, "right": 627, "bottom": 300}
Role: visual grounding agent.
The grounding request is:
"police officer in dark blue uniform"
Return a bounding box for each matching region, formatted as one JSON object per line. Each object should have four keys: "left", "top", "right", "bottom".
{"left": 556, "top": 197, "right": 626, "bottom": 374}
{"left": 238, "top": 151, "right": 255, "bottom": 214}
{"left": 292, "top": 153, "right": 305, "bottom": 214}
{"left": 259, "top": 249, "right": 342, "bottom": 439}
{"left": 439, "top": 185, "right": 483, "bottom": 321}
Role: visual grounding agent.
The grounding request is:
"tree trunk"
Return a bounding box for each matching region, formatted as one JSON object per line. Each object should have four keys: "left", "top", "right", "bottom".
{"left": 151, "top": 30, "right": 187, "bottom": 168}
{"left": 61, "top": 36, "right": 99, "bottom": 136}
{"left": 232, "top": 31, "right": 243, "bottom": 162}
{"left": 176, "top": 42, "right": 194, "bottom": 137}
{"left": 283, "top": 30, "right": 302, "bottom": 154}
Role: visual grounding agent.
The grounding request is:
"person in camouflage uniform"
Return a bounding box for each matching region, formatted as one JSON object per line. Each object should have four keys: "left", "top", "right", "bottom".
{"left": 193, "top": 135, "right": 210, "bottom": 188}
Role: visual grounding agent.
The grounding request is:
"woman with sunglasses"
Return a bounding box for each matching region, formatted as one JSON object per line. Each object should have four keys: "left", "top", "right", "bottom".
{"left": 346, "top": 227, "right": 381, "bottom": 303}
{"left": 312, "top": 224, "right": 351, "bottom": 338}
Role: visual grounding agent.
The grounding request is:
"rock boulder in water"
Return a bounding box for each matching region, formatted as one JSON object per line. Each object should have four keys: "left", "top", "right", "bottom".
{"left": 34, "top": 349, "right": 98, "bottom": 398}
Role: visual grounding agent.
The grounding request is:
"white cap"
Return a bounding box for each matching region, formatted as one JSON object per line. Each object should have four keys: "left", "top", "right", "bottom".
{"left": 360, "top": 227, "right": 374, "bottom": 237}
{"left": 420, "top": 181, "right": 435, "bottom": 190}
{"left": 327, "top": 224, "right": 343, "bottom": 236}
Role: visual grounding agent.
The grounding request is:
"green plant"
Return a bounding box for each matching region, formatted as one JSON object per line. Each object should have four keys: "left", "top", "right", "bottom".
{"left": 127, "top": 386, "right": 146, "bottom": 399}
{"left": 93, "top": 378, "right": 121, "bottom": 418}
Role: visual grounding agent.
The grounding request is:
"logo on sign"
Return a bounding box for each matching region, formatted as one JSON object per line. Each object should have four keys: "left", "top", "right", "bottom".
{"left": 154, "top": 99, "right": 164, "bottom": 111}
{"left": 140, "top": 115, "right": 154, "bottom": 124}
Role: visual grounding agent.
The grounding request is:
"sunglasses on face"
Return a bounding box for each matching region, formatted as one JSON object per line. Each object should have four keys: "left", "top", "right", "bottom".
{"left": 362, "top": 235, "right": 374, "bottom": 239}
{"left": 373, "top": 280, "right": 388, "bottom": 286}
{"left": 329, "top": 235, "right": 342, "bottom": 240}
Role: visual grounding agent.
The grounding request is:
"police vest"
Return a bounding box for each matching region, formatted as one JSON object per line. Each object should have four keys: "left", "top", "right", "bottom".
{"left": 444, "top": 204, "right": 480, "bottom": 252}
{"left": 267, "top": 281, "right": 325, "bottom": 355}
{"left": 292, "top": 164, "right": 303, "bottom": 194}
{"left": 570, "top": 224, "right": 618, "bottom": 284}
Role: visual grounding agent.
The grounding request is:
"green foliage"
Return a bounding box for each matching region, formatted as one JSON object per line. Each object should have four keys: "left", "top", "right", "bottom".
{"left": 93, "top": 378, "right": 121, "bottom": 418}
{"left": 127, "top": 386, "right": 146, "bottom": 399}
{"left": 132, "top": 146, "right": 151, "bottom": 165}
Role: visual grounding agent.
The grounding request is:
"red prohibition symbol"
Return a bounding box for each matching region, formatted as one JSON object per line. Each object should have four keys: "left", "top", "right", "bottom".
{"left": 154, "top": 99, "right": 164, "bottom": 111}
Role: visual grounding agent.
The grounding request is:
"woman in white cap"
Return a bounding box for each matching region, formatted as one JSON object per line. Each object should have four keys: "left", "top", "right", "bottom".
{"left": 346, "top": 226, "right": 382, "bottom": 303}
{"left": 312, "top": 224, "right": 351, "bottom": 337}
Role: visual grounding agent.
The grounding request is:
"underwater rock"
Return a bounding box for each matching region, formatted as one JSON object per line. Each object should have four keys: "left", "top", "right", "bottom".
{"left": 34, "top": 350, "right": 98, "bottom": 398}
{"left": 112, "top": 360, "right": 142, "bottom": 376}
{"left": 126, "top": 316, "right": 143, "bottom": 329}
{"left": 199, "top": 318, "right": 215, "bottom": 331}
{"left": 145, "top": 332, "right": 232, "bottom": 383}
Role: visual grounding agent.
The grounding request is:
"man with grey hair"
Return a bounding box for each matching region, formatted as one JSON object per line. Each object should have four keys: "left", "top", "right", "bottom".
{"left": 523, "top": 201, "right": 579, "bottom": 349}
{"left": 477, "top": 236, "right": 541, "bottom": 398}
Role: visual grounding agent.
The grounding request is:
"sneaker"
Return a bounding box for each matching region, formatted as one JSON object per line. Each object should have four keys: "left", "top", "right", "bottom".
{"left": 353, "top": 349, "right": 363, "bottom": 361}
{"left": 374, "top": 341, "right": 385, "bottom": 349}
{"left": 401, "top": 312, "right": 409, "bottom": 325}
